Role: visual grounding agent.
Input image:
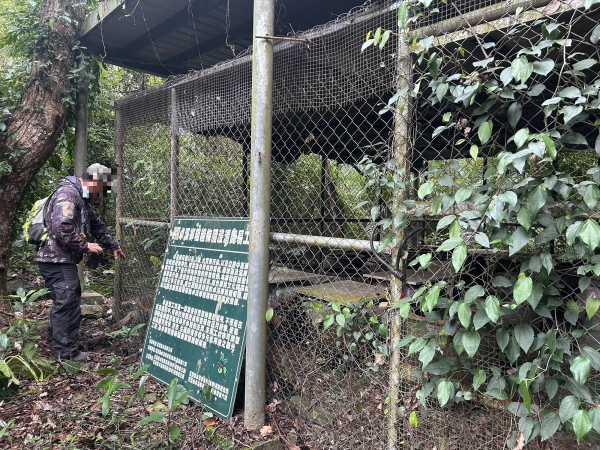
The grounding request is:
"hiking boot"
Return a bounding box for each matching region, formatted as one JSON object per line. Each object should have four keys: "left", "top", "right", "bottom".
{"left": 69, "top": 351, "right": 88, "bottom": 362}
{"left": 56, "top": 351, "right": 88, "bottom": 362}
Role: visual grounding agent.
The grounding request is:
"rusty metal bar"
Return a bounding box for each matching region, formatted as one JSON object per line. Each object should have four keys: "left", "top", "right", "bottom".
{"left": 114, "top": 108, "right": 125, "bottom": 320}
{"left": 117, "top": 217, "right": 170, "bottom": 228}
{"left": 170, "top": 88, "right": 180, "bottom": 222}
{"left": 245, "top": 0, "right": 275, "bottom": 430}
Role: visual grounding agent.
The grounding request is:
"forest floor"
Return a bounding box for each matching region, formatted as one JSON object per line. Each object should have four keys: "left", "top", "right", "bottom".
{"left": 0, "top": 272, "right": 304, "bottom": 450}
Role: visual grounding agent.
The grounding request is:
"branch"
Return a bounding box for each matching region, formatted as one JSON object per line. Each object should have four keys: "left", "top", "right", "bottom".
{"left": 451, "top": 3, "right": 489, "bottom": 59}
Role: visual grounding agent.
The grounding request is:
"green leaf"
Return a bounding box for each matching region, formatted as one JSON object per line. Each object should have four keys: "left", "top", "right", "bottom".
{"left": 266, "top": 308, "right": 274, "bottom": 322}
{"left": 579, "top": 219, "right": 600, "bottom": 251}
{"left": 532, "top": 58, "right": 554, "bottom": 76}
{"left": 509, "top": 226, "right": 533, "bottom": 256}
{"left": 418, "top": 345, "right": 435, "bottom": 368}
{"left": 323, "top": 314, "right": 335, "bottom": 330}
{"left": 514, "top": 324, "right": 534, "bottom": 353}
{"left": 573, "top": 410, "right": 592, "bottom": 443}
{"left": 586, "top": 297, "right": 600, "bottom": 320}
{"left": 528, "top": 185, "right": 548, "bottom": 217}
{"left": 378, "top": 323, "right": 387, "bottom": 338}
{"left": 584, "top": 185, "right": 600, "bottom": 210}
{"left": 507, "top": 102, "right": 522, "bottom": 128}
{"left": 511, "top": 56, "right": 533, "bottom": 83}
{"left": 418, "top": 181, "right": 434, "bottom": 199}
{"left": 408, "top": 338, "right": 427, "bottom": 356}
{"left": 436, "top": 215, "right": 456, "bottom": 231}
{"left": 436, "top": 380, "right": 454, "bottom": 407}
{"left": 457, "top": 303, "right": 472, "bottom": 329}
{"left": 571, "top": 356, "right": 592, "bottom": 386}
{"left": 590, "top": 406, "right": 600, "bottom": 432}
{"left": 485, "top": 296, "right": 500, "bottom": 322}
{"left": 397, "top": 334, "right": 416, "bottom": 348}
{"left": 464, "top": 285, "right": 485, "bottom": 303}
{"left": 424, "top": 285, "right": 441, "bottom": 312}
{"left": 559, "top": 395, "right": 580, "bottom": 422}
{"left": 500, "top": 66, "right": 513, "bottom": 85}
{"left": 139, "top": 411, "right": 167, "bottom": 426}
{"left": 436, "top": 83, "right": 449, "bottom": 101}
{"left": 397, "top": 2, "right": 408, "bottom": 28}
{"left": 470, "top": 145, "right": 479, "bottom": 159}
{"left": 497, "top": 328, "right": 509, "bottom": 352}
{"left": 517, "top": 208, "right": 533, "bottom": 231}
{"left": 498, "top": 191, "right": 517, "bottom": 206}
{"left": 573, "top": 58, "right": 597, "bottom": 71}
{"left": 336, "top": 313, "right": 346, "bottom": 327}
{"left": 514, "top": 129, "right": 529, "bottom": 148}
{"left": 540, "top": 410, "right": 561, "bottom": 441}
{"left": 452, "top": 245, "right": 467, "bottom": 272}
{"left": 472, "top": 369, "right": 486, "bottom": 390}
{"left": 540, "top": 133, "right": 557, "bottom": 159}
{"left": 563, "top": 105, "right": 583, "bottom": 124}
{"left": 545, "top": 378, "right": 558, "bottom": 401}
{"left": 514, "top": 276, "right": 533, "bottom": 304}
{"left": 437, "top": 237, "right": 464, "bottom": 252}
{"left": 462, "top": 330, "right": 481, "bottom": 358}
{"left": 409, "top": 411, "right": 418, "bottom": 427}
{"left": 521, "top": 381, "right": 531, "bottom": 412}
{"left": 591, "top": 24, "right": 600, "bottom": 45}
{"left": 455, "top": 188, "right": 472, "bottom": 204}
{"left": 478, "top": 121, "right": 493, "bottom": 145}
{"left": 559, "top": 86, "right": 581, "bottom": 98}
{"left": 102, "top": 396, "right": 110, "bottom": 417}
{"left": 96, "top": 368, "right": 120, "bottom": 375}
{"left": 423, "top": 358, "right": 459, "bottom": 375}
{"left": 169, "top": 425, "right": 181, "bottom": 440}
{"left": 505, "top": 337, "right": 521, "bottom": 364}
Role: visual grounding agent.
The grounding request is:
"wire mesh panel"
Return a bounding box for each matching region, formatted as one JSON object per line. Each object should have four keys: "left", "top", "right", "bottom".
{"left": 114, "top": 0, "right": 600, "bottom": 447}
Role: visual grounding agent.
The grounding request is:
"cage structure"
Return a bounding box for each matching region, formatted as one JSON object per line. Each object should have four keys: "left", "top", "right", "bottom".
{"left": 114, "top": 0, "right": 600, "bottom": 448}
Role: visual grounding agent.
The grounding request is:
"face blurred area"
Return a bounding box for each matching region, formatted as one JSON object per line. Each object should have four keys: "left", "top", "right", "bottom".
{"left": 80, "top": 163, "right": 115, "bottom": 199}
{"left": 81, "top": 179, "right": 107, "bottom": 198}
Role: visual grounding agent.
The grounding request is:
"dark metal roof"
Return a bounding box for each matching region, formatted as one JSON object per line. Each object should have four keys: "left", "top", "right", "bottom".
{"left": 81, "top": 0, "right": 374, "bottom": 76}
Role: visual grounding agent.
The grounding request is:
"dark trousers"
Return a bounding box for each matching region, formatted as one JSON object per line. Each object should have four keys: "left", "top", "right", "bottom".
{"left": 37, "top": 262, "right": 81, "bottom": 358}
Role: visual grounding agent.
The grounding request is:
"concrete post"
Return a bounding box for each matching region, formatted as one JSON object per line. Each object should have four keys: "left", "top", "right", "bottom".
{"left": 244, "top": 0, "right": 275, "bottom": 430}
{"left": 387, "top": 25, "right": 412, "bottom": 450}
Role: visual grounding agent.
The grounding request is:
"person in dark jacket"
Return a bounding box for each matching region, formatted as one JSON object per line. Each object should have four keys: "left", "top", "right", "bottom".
{"left": 36, "top": 164, "right": 125, "bottom": 361}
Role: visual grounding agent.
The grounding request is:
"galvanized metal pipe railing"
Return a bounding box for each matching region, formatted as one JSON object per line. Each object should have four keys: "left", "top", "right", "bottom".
{"left": 245, "top": 0, "right": 275, "bottom": 430}
{"left": 270, "top": 232, "right": 380, "bottom": 253}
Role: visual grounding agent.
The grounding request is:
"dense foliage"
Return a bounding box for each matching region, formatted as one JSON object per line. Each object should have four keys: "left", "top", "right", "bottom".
{"left": 363, "top": 1, "right": 600, "bottom": 445}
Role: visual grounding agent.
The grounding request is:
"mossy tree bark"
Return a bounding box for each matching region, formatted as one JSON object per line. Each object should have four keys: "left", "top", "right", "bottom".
{"left": 0, "top": 0, "right": 86, "bottom": 296}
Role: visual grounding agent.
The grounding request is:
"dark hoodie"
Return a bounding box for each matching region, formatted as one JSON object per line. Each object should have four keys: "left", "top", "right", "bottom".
{"left": 35, "top": 176, "right": 119, "bottom": 264}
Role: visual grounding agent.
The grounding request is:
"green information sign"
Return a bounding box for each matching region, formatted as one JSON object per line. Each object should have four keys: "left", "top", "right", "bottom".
{"left": 141, "top": 217, "right": 249, "bottom": 419}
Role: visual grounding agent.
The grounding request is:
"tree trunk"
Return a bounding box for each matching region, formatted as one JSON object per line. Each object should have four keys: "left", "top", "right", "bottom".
{"left": 0, "top": 0, "right": 86, "bottom": 296}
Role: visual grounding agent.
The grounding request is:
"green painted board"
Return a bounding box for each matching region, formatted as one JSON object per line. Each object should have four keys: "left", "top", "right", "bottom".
{"left": 141, "top": 217, "right": 249, "bottom": 420}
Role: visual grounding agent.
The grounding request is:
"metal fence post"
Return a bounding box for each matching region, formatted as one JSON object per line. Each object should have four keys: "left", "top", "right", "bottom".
{"left": 244, "top": 0, "right": 275, "bottom": 430}
{"left": 74, "top": 77, "right": 89, "bottom": 287}
{"left": 114, "top": 107, "right": 125, "bottom": 320}
{"left": 170, "top": 88, "right": 180, "bottom": 221}
{"left": 387, "top": 23, "right": 412, "bottom": 450}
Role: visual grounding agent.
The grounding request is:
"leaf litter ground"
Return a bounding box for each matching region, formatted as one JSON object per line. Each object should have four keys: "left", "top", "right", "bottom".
{"left": 0, "top": 286, "right": 310, "bottom": 450}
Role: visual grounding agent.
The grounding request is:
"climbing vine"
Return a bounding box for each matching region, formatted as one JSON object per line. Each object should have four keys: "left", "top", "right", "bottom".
{"left": 363, "top": 0, "right": 600, "bottom": 445}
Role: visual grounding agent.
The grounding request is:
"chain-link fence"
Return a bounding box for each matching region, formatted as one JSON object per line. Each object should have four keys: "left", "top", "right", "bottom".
{"left": 114, "top": 0, "right": 600, "bottom": 447}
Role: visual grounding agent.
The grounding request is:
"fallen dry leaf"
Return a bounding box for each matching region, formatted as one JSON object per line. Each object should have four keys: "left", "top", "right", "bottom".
{"left": 513, "top": 431, "right": 525, "bottom": 450}
{"left": 543, "top": 0, "right": 560, "bottom": 14}
{"left": 260, "top": 425, "right": 273, "bottom": 436}
{"left": 203, "top": 416, "right": 217, "bottom": 426}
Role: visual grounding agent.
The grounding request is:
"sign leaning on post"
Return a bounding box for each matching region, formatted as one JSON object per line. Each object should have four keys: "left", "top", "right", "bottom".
{"left": 141, "top": 217, "right": 250, "bottom": 419}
